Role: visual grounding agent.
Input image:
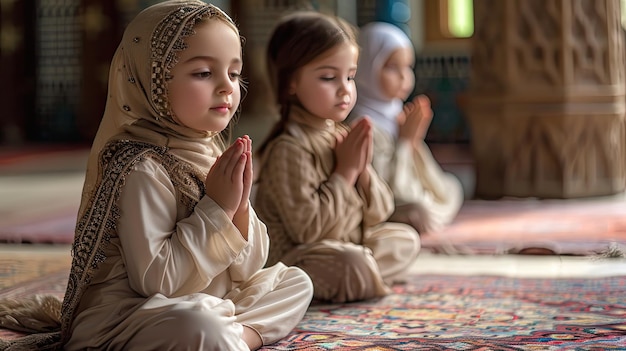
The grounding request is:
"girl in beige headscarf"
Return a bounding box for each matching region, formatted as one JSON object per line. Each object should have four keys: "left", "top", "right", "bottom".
{"left": 0, "top": 1, "right": 313, "bottom": 350}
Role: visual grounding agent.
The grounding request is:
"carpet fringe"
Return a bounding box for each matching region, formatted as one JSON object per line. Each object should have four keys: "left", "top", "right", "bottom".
{"left": 592, "top": 242, "right": 626, "bottom": 259}
{"left": 0, "top": 295, "right": 61, "bottom": 334}
{"left": 0, "top": 332, "right": 62, "bottom": 351}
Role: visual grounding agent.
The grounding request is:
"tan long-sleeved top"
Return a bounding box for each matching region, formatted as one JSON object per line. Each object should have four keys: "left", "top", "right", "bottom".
{"left": 254, "top": 107, "right": 396, "bottom": 266}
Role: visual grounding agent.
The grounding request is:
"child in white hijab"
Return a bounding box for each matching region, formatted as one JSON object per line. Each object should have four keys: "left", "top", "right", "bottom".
{"left": 348, "top": 22, "right": 463, "bottom": 234}
{"left": 0, "top": 1, "right": 312, "bottom": 350}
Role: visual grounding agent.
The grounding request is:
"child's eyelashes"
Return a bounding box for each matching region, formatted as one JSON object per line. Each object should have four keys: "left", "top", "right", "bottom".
{"left": 319, "top": 76, "right": 356, "bottom": 82}
{"left": 193, "top": 71, "right": 212, "bottom": 79}
{"left": 191, "top": 71, "right": 242, "bottom": 81}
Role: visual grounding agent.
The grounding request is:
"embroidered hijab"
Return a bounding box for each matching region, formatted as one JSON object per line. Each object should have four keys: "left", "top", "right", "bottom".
{"left": 348, "top": 22, "right": 414, "bottom": 137}
{"left": 0, "top": 2, "right": 240, "bottom": 349}
{"left": 81, "top": 0, "right": 240, "bottom": 217}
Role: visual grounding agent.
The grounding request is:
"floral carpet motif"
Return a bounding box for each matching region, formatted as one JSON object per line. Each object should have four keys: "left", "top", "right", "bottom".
{"left": 1, "top": 272, "right": 625, "bottom": 349}
{"left": 261, "top": 274, "right": 626, "bottom": 350}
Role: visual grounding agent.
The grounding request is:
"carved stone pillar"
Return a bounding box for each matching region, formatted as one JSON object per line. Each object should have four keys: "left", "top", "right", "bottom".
{"left": 466, "top": 0, "right": 626, "bottom": 198}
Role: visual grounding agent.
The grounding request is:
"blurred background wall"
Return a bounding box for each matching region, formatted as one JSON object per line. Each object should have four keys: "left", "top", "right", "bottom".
{"left": 0, "top": 0, "right": 475, "bottom": 146}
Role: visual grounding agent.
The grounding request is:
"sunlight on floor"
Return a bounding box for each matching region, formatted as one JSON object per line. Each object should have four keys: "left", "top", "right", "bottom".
{"left": 410, "top": 251, "right": 626, "bottom": 278}
{"left": 1, "top": 243, "right": 625, "bottom": 283}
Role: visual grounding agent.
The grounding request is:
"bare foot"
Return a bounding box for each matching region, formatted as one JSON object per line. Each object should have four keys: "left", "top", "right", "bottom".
{"left": 243, "top": 326, "right": 262, "bottom": 350}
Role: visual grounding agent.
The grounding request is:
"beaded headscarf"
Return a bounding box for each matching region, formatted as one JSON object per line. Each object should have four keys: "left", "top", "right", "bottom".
{"left": 70, "top": 0, "right": 241, "bottom": 344}
{"left": 0, "top": 2, "right": 242, "bottom": 350}
{"left": 81, "top": 0, "right": 241, "bottom": 216}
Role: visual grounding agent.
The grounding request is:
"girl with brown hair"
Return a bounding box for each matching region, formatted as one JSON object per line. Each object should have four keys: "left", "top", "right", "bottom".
{"left": 254, "top": 11, "right": 420, "bottom": 304}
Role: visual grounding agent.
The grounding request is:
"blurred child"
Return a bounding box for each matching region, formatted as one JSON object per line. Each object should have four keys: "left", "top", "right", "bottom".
{"left": 0, "top": 2, "right": 312, "bottom": 350}
{"left": 348, "top": 22, "right": 463, "bottom": 234}
{"left": 254, "top": 11, "right": 420, "bottom": 304}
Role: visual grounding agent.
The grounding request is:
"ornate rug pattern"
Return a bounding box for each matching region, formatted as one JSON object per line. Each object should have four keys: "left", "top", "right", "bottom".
{"left": 261, "top": 274, "right": 626, "bottom": 350}
{"left": 2, "top": 272, "right": 625, "bottom": 349}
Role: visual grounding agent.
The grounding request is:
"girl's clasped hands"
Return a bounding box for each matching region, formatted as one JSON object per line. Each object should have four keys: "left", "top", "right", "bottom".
{"left": 335, "top": 118, "right": 373, "bottom": 186}
{"left": 205, "top": 135, "right": 253, "bottom": 236}
{"left": 397, "top": 95, "right": 433, "bottom": 147}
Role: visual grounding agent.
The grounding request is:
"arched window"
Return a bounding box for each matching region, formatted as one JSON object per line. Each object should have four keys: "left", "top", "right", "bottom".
{"left": 425, "top": 0, "right": 473, "bottom": 42}
{"left": 448, "top": 0, "right": 473, "bottom": 37}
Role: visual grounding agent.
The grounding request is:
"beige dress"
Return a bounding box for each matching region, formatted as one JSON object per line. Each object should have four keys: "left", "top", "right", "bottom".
{"left": 254, "top": 107, "right": 420, "bottom": 303}
{"left": 372, "top": 127, "right": 464, "bottom": 234}
{"left": 0, "top": 3, "right": 313, "bottom": 350}
{"left": 62, "top": 141, "right": 313, "bottom": 350}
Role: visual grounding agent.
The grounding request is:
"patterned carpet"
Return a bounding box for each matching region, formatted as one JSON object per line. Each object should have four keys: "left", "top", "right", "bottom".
{"left": 420, "top": 196, "right": 626, "bottom": 256}
{"left": 260, "top": 274, "right": 626, "bottom": 350}
{"left": 2, "top": 270, "right": 625, "bottom": 349}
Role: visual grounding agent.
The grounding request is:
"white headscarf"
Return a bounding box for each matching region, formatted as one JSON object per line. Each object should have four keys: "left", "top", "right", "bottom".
{"left": 349, "top": 22, "right": 414, "bottom": 137}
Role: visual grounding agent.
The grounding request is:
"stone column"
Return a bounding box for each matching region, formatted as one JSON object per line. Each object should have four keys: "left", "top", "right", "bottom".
{"left": 466, "top": 0, "right": 626, "bottom": 198}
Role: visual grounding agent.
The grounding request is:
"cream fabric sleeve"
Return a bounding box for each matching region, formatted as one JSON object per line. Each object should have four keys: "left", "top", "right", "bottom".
{"left": 116, "top": 158, "right": 267, "bottom": 297}
{"left": 395, "top": 140, "right": 463, "bottom": 202}
{"left": 387, "top": 136, "right": 463, "bottom": 231}
{"left": 262, "top": 140, "right": 364, "bottom": 243}
{"left": 226, "top": 204, "right": 270, "bottom": 283}
{"left": 370, "top": 127, "right": 463, "bottom": 231}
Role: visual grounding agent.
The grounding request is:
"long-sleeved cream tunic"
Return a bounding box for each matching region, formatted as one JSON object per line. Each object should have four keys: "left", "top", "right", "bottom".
{"left": 371, "top": 126, "right": 464, "bottom": 234}
{"left": 65, "top": 157, "right": 313, "bottom": 350}
{"left": 254, "top": 107, "right": 420, "bottom": 303}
